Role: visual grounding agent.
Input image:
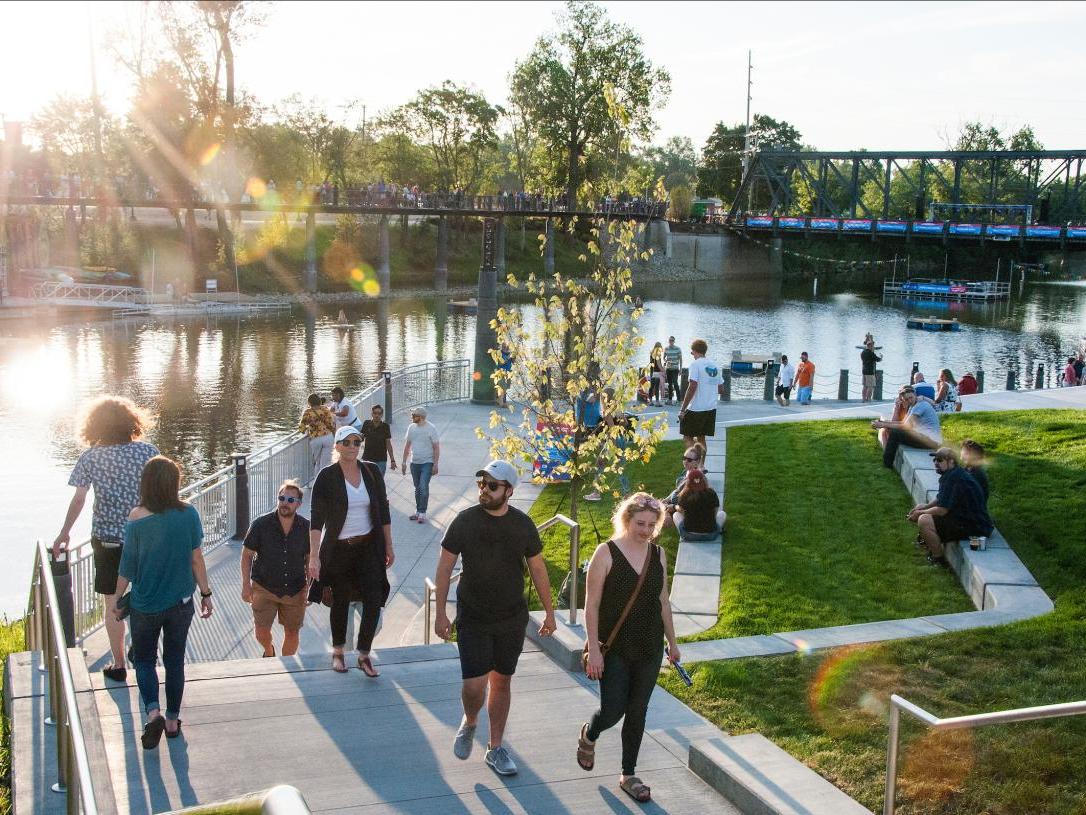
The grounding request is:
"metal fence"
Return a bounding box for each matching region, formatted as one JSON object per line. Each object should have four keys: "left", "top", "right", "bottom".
{"left": 63, "top": 358, "right": 470, "bottom": 644}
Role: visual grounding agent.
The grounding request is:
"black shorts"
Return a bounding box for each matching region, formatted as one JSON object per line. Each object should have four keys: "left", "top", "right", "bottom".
{"left": 775, "top": 384, "right": 792, "bottom": 398}
{"left": 91, "top": 537, "right": 123, "bottom": 595}
{"left": 456, "top": 620, "right": 526, "bottom": 679}
{"left": 933, "top": 515, "right": 974, "bottom": 543}
{"left": 679, "top": 408, "right": 717, "bottom": 438}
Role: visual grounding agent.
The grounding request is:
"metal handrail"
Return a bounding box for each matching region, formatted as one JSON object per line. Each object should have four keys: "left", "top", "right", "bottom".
{"left": 883, "top": 693, "right": 1086, "bottom": 814}
{"left": 422, "top": 512, "right": 580, "bottom": 644}
{"left": 26, "top": 539, "right": 99, "bottom": 814}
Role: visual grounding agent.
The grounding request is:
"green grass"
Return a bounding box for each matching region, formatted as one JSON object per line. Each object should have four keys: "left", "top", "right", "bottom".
{"left": 662, "top": 409, "right": 1086, "bottom": 815}
{"left": 0, "top": 617, "right": 26, "bottom": 815}
{"left": 526, "top": 440, "right": 686, "bottom": 608}
{"left": 690, "top": 420, "right": 971, "bottom": 640}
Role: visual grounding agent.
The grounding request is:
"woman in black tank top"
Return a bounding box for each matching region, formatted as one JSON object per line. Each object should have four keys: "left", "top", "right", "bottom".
{"left": 577, "top": 492, "right": 680, "bottom": 804}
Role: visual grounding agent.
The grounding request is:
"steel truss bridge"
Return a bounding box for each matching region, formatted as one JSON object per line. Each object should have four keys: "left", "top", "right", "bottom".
{"left": 730, "top": 149, "right": 1086, "bottom": 223}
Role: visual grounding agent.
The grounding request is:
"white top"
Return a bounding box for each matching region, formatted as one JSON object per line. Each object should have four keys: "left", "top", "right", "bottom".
{"left": 687, "top": 356, "right": 724, "bottom": 412}
{"left": 333, "top": 399, "right": 358, "bottom": 428}
{"left": 339, "top": 478, "right": 373, "bottom": 538}
{"left": 777, "top": 363, "right": 796, "bottom": 388}
{"left": 405, "top": 421, "right": 440, "bottom": 463}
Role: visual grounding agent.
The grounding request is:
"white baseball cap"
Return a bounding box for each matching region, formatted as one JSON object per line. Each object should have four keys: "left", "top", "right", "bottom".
{"left": 335, "top": 425, "right": 362, "bottom": 444}
{"left": 476, "top": 460, "right": 519, "bottom": 488}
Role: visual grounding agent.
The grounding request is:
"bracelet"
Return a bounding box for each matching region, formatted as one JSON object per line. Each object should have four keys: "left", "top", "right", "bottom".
{"left": 200, "top": 589, "right": 213, "bottom": 598}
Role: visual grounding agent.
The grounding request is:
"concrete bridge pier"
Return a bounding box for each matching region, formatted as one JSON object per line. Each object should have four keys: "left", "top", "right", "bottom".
{"left": 378, "top": 215, "right": 391, "bottom": 295}
{"left": 185, "top": 208, "right": 198, "bottom": 287}
{"left": 667, "top": 232, "right": 783, "bottom": 280}
{"left": 434, "top": 216, "right": 449, "bottom": 292}
{"left": 304, "top": 211, "right": 317, "bottom": 293}
{"left": 471, "top": 218, "right": 499, "bottom": 404}
{"left": 544, "top": 218, "right": 555, "bottom": 276}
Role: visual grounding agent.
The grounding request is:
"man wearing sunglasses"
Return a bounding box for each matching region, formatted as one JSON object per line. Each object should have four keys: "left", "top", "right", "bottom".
{"left": 433, "top": 460, "right": 556, "bottom": 778}
{"left": 240, "top": 480, "right": 310, "bottom": 657}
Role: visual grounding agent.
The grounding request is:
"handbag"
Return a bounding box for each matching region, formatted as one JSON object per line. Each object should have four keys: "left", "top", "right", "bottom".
{"left": 581, "top": 544, "right": 653, "bottom": 675}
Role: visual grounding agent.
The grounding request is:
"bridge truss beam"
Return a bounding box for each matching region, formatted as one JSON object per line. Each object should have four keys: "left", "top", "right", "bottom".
{"left": 730, "top": 150, "right": 1086, "bottom": 223}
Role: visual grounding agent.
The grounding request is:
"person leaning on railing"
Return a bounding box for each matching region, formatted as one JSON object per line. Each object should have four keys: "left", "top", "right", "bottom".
{"left": 112, "top": 455, "right": 213, "bottom": 749}
{"left": 54, "top": 395, "right": 159, "bottom": 683}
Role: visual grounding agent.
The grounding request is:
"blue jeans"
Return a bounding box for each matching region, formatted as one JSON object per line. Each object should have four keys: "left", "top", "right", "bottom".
{"left": 366, "top": 460, "right": 387, "bottom": 475}
{"left": 797, "top": 386, "right": 813, "bottom": 404}
{"left": 410, "top": 462, "right": 433, "bottom": 513}
{"left": 129, "top": 599, "right": 194, "bottom": 718}
{"left": 677, "top": 520, "right": 721, "bottom": 542}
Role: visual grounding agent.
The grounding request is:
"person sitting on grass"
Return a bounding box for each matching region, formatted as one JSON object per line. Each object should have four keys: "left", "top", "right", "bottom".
{"left": 871, "top": 385, "right": 942, "bottom": 469}
{"left": 672, "top": 469, "right": 726, "bottom": 541}
{"left": 906, "top": 446, "right": 992, "bottom": 564}
{"left": 959, "top": 438, "right": 989, "bottom": 503}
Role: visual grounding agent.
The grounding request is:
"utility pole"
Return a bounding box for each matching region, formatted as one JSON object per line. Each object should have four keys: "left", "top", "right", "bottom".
{"left": 88, "top": 13, "right": 105, "bottom": 198}
{"left": 743, "top": 50, "right": 754, "bottom": 213}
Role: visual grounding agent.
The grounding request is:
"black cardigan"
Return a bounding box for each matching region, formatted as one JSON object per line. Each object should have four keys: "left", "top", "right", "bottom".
{"left": 310, "top": 460, "right": 392, "bottom": 547}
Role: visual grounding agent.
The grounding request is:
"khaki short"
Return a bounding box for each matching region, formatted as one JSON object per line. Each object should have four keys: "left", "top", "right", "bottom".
{"left": 863, "top": 374, "right": 877, "bottom": 388}
{"left": 251, "top": 584, "right": 308, "bottom": 631}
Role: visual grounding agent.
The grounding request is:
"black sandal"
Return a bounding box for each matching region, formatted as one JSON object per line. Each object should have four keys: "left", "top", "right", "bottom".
{"left": 141, "top": 716, "right": 166, "bottom": 749}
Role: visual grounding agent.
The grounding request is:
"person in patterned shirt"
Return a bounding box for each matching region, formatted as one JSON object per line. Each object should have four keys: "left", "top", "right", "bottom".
{"left": 298, "top": 394, "right": 336, "bottom": 482}
{"left": 54, "top": 395, "right": 159, "bottom": 682}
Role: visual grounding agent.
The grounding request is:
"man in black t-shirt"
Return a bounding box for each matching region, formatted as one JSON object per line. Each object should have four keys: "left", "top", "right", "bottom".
{"left": 860, "top": 339, "right": 882, "bottom": 402}
{"left": 434, "top": 460, "right": 556, "bottom": 777}
{"left": 359, "top": 404, "right": 395, "bottom": 474}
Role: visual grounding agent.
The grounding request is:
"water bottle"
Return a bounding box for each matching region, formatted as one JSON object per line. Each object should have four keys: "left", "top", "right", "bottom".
{"left": 666, "top": 646, "right": 693, "bottom": 687}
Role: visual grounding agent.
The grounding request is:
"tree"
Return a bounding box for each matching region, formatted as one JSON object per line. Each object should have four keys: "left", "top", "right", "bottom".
{"left": 643, "top": 136, "right": 697, "bottom": 192}
{"left": 383, "top": 81, "right": 500, "bottom": 193}
{"left": 698, "top": 114, "right": 803, "bottom": 204}
{"left": 276, "top": 95, "right": 363, "bottom": 190}
{"left": 509, "top": 1, "right": 670, "bottom": 205}
{"left": 484, "top": 218, "right": 667, "bottom": 523}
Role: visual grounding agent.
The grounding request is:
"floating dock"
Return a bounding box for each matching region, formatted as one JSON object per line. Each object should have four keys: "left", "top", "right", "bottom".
{"left": 883, "top": 278, "right": 1010, "bottom": 301}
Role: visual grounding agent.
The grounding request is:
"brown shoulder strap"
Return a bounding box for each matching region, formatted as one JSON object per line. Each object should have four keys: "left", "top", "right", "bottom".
{"left": 602, "top": 544, "right": 654, "bottom": 652}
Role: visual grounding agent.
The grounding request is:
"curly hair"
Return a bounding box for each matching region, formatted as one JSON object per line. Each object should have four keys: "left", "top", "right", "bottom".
{"left": 77, "top": 395, "right": 153, "bottom": 446}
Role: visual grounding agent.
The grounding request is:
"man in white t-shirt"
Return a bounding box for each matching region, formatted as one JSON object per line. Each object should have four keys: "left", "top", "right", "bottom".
{"left": 330, "top": 386, "right": 359, "bottom": 429}
{"left": 401, "top": 405, "right": 441, "bottom": 523}
{"left": 678, "top": 338, "right": 724, "bottom": 449}
{"left": 775, "top": 354, "right": 796, "bottom": 407}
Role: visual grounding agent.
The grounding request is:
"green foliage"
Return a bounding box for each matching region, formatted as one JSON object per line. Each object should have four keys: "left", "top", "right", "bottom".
{"left": 509, "top": 1, "right": 670, "bottom": 203}
{"left": 0, "top": 617, "right": 26, "bottom": 815}
{"left": 665, "top": 409, "right": 1086, "bottom": 814}
{"left": 697, "top": 114, "right": 804, "bottom": 203}
{"left": 667, "top": 185, "right": 694, "bottom": 221}
{"left": 642, "top": 136, "right": 698, "bottom": 193}
{"left": 483, "top": 217, "right": 666, "bottom": 519}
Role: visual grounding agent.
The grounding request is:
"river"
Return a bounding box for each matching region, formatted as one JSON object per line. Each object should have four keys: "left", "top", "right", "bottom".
{"left": 2, "top": 274, "right": 1084, "bottom": 615}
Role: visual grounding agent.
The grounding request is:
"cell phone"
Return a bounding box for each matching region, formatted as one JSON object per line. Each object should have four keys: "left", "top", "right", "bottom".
{"left": 666, "top": 646, "right": 693, "bottom": 687}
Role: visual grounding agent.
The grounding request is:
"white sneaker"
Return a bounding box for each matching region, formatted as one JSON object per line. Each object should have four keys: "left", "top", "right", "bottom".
{"left": 583, "top": 492, "right": 601, "bottom": 502}
{"left": 417, "top": 513, "right": 426, "bottom": 523}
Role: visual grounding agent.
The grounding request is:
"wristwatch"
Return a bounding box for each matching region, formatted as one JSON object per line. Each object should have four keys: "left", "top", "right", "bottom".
{"left": 200, "top": 589, "right": 213, "bottom": 598}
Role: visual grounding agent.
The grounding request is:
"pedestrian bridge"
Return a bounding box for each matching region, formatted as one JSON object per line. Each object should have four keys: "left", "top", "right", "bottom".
{"left": 29, "top": 282, "right": 149, "bottom": 310}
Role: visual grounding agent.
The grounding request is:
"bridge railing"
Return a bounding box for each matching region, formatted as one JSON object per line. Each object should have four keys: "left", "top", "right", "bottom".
{"left": 31, "top": 281, "right": 149, "bottom": 304}
{"left": 62, "top": 358, "right": 471, "bottom": 644}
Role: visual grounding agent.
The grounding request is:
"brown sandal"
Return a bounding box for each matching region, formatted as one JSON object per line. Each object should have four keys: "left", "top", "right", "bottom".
{"left": 358, "top": 655, "right": 379, "bottom": 678}
{"left": 331, "top": 653, "right": 348, "bottom": 673}
{"left": 620, "top": 776, "right": 651, "bottom": 803}
{"left": 577, "top": 723, "right": 595, "bottom": 771}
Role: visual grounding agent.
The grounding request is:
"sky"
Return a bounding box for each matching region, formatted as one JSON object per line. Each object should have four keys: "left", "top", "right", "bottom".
{"left": 2, "top": 0, "right": 1085, "bottom": 153}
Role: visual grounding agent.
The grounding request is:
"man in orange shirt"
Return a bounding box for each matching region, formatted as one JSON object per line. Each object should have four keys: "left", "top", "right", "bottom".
{"left": 795, "top": 351, "right": 815, "bottom": 405}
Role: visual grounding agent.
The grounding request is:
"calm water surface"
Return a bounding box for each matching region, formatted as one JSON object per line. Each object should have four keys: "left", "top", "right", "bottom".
{"left": 2, "top": 276, "right": 1084, "bottom": 614}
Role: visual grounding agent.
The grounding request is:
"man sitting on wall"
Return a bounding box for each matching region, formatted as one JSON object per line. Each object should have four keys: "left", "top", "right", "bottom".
{"left": 906, "top": 446, "right": 993, "bottom": 564}
{"left": 871, "top": 386, "right": 942, "bottom": 469}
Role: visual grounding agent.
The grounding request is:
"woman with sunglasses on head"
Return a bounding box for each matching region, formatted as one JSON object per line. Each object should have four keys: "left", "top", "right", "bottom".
{"left": 111, "top": 456, "right": 212, "bottom": 749}
{"left": 308, "top": 425, "right": 395, "bottom": 676}
{"left": 577, "top": 492, "right": 679, "bottom": 804}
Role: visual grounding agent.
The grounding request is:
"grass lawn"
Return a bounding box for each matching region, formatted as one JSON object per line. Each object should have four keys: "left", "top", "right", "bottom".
{"left": 690, "top": 419, "right": 971, "bottom": 640}
{"left": 0, "top": 617, "right": 26, "bottom": 815}
{"left": 661, "top": 409, "right": 1086, "bottom": 815}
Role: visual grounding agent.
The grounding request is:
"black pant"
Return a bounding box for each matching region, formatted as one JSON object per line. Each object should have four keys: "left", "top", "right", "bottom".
{"left": 883, "top": 427, "right": 939, "bottom": 468}
{"left": 329, "top": 584, "right": 381, "bottom": 652}
{"left": 587, "top": 648, "right": 662, "bottom": 776}
{"left": 665, "top": 369, "right": 680, "bottom": 400}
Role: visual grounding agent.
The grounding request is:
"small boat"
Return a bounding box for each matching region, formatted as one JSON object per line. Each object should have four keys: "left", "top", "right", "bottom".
{"left": 906, "top": 316, "right": 961, "bottom": 332}
{"left": 448, "top": 298, "right": 478, "bottom": 315}
{"left": 730, "top": 351, "right": 780, "bottom": 374}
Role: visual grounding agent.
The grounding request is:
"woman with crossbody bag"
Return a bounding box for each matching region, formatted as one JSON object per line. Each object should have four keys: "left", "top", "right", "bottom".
{"left": 577, "top": 492, "right": 680, "bottom": 804}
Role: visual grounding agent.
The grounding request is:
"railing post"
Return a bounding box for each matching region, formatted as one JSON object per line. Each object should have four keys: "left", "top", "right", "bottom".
{"left": 1006, "top": 370, "right": 1016, "bottom": 391}
{"left": 1034, "top": 364, "right": 1044, "bottom": 389}
{"left": 233, "top": 454, "right": 250, "bottom": 540}
{"left": 882, "top": 702, "right": 901, "bottom": 815}
{"left": 763, "top": 363, "right": 778, "bottom": 401}
{"left": 874, "top": 370, "right": 884, "bottom": 400}
{"left": 383, "top": 371, "right": 392, "bottom": 419}
{"left": 720, "top": 369, "right": 731, "bottom": 402}
{"left": 568, "top": 522, "right": 581, "bottom": 626}
{"left": 424, "top": 582, "right": 432, "bottom": 646}
{"left": 838, "top": 369, "right": 849, "bottom": 401}
{"left": 976, "top": 369, "right": 985, "bottom": 393}
{"left": 680, "top": 367, "right": 689, "bottom": 398}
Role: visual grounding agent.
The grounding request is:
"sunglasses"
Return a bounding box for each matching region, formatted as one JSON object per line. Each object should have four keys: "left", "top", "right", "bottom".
{"left": 278, "top": 495, "right": 301, "bottom": 504}
{"left": 682, "top": 456, "right": 700, "bottom": 463}
{"left": 634, "top": 498, "right": 662, "bottom": 510}
{"left": 477, "top": 479, "right": 506, "bottom": 492}
{"left": 338, "top": 438, "right": 362, "bottom": 447}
